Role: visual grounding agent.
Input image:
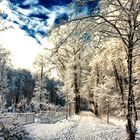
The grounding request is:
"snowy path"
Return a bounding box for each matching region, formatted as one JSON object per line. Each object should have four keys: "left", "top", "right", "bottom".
{"left": 74, "top": 112, "right": 126, "bottom": 140}
{"left": 24, "top": 112, "right": 140, "bottom": 140}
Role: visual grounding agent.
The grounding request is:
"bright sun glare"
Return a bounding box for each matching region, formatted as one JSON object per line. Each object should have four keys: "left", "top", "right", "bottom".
{"left": 0, "top": 24, "right": 49, "bottom": 71}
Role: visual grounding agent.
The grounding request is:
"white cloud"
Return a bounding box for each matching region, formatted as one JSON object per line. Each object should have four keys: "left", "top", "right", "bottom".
{"left": 0, "top": 24, "right": 49, "bottom": 71}
{"left": 23, "top": 0, "right": 39, "bottom": 5}
{"left": 30, "top": 5, "right": 50, "bottom": 15}
{"left": 0, "top": 0, "right": 26, "bottom": 25}
{"left": 0, "top": 0, "right": 8, "bottom": 11}
{"left": 47, "top": 6, "right": 70, "bottom": 27}
{"left": 0, "top": 0, "right": 13, "bottom": 19}
{"left": 16, "top": 7, "right": 31, "bottom": 16}
{"left": 47, "top": 11, "right": 56, "bottom": 27}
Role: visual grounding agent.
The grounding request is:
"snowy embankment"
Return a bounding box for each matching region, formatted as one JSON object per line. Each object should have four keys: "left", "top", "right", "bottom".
{"left": 107, "top": 116, "right": 140, "bottom": 139}
{"left": 24, "top": 112, "right": 140, "bottom": 140}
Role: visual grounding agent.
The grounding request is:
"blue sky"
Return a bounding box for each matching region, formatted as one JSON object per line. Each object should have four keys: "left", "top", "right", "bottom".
{"left": 0, "top": 0, "right": 99, "bottom": 70}
{"left": 2, "top": 0, "right": 73, "bottom": 44}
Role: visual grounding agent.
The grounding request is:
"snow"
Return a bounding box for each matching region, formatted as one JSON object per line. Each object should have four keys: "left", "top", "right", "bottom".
{"left": 74, "top": 112, "right": 126, "bottom": 140}
{"left": 24, "top": 112, "right": 140, "bottom": 140}
{"left": 24, "top": 117, "right": 79, "bottom": 140}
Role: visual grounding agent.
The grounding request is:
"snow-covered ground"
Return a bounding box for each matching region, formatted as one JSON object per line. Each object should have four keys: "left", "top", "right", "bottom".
{"left": 24, "top": 112, "right": 140, "bottom": 140}
{"left": 24, "top": 116, "right": 80, "bottom": 140}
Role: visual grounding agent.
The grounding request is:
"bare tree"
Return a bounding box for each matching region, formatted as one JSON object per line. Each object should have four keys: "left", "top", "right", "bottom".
{"left": 62, "top": 0, "right": 140, "bottom": 139}
{"left": 48, "top": 0, "right": 140, "bottom": 138}
{"left": 49, "top": 20, "right": 97, "bottom": 114}
{"left": 98, "top": 1, "right": 140, "bottom": 139}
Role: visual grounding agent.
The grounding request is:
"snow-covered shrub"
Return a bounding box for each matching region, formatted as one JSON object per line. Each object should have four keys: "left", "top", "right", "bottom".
{"left": 16, "top": 99, "right": 30, "bottom": 113}
{"left": 0, "top": 115, "right": 29, "bottom": 140}
{"left": 30, "top": 101, "right": 45, "bottom": 113}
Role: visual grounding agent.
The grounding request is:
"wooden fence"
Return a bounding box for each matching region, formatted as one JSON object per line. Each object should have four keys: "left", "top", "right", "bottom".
{"left": 0, "top": 104, "right": 76, "bottom": 125}
{"left": 16, "top": 113, "right": 35, "bottom": 125}
{"left": 0, "top": 113, "right": 35, "bottom": 125}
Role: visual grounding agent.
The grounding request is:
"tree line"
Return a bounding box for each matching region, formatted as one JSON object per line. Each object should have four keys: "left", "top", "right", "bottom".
{"left": 0, "top": 46, "right": 65, "bottom": 112}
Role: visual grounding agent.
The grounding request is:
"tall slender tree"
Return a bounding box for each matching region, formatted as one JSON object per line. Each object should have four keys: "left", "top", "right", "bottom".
{"left": 32, "top": 53, "right": 49, "bottom": 108}
{"left": 0, "top": 46, "right": 11, "bottom": 109}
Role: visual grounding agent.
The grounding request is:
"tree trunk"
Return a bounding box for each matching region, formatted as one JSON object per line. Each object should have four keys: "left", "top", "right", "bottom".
{"left": 75, "top": 94, "right": 80, "bottom": 114}
{"left": 94, "top": 101, "right": 99, "bottom": 116}
{"left": 113, "top": 64, "right": 125, "bottom": 114}
{"left": 126, "top": 47, "right": 137, "bottom": 140}
{"left": 94, "top": 64, "right": 99, "bottom": 116}
{"left": 74, "top": 65, "right": 80, "bottom": 115}
{"left": 88, "top": 91, "right": 94, "bottom": 113}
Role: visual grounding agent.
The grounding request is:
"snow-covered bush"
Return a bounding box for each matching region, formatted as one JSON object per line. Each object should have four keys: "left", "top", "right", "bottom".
{"left": 0, "top": 115, "right": 29, "bottom": 140}
{"left": 16, "top": 99, "right": 28, "bottom": 113}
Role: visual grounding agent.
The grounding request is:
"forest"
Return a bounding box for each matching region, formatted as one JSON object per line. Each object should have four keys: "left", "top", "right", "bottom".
{"left": 0, "top": 0, "right": 140, "bottom": 140}
{"left": 0, "top": 46, "right": 65, "bottom": 110}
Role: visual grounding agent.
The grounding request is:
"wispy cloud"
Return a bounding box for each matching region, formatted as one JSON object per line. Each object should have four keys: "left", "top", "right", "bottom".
{"left": 0, "top": 0, "right": 71, "bottom": 44}
{"left": 0, "top": 0, "right": 100, "bottom": 45}
{"left": 23, "top": 0, "right": 39, "bottom": 5}
{"left": 47, "top": 6, "right": 70, "bottom": 27}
